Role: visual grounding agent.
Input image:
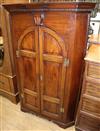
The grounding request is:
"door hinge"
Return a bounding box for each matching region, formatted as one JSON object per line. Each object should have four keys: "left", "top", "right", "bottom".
{"left": 64, "top": 58, "right": 69, "bottom": 67}
{"left": 60, "top": 107, "right": 64, "bottom": 113}
{"left": 16, "top": 50, "right": 20, "bottom": 58}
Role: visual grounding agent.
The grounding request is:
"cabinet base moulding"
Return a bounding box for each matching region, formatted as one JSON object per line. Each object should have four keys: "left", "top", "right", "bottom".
{"left": 0, "top": 90, "right": 19, "bottom": 104}
{"left": 75, "top": 127, "right": 84, "bottom": 131}
{"left": 0, "top": 74, "right": 19, "bottom": 104}
{"left": 21, "top": 106, "right": 74, "bottom": 128}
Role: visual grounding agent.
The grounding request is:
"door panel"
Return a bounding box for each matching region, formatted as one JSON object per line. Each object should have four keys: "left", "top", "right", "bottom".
{"left": 21, "top": 32, "right": 36, "bottom": 51}
{"left": 16, "top": 27, "right": 40, "bottom": 112}
{"left": 39, "top": 27, "right": 67, "bottom": 120}
{"left": 44, "top": 61, "right": 62, "bottom": 98}
{"left": 43, "top": 33, "right": 62, "bottom": 55}
{"left": 19, "top": 57, "right": 37, "bottom": 92}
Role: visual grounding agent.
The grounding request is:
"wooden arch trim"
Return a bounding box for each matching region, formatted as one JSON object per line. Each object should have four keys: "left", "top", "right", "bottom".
{"left": 18, "top": 26, "right": 36, "bottom": 50}
{"left": 18, "top": 26, "right": 66, "bottom": 57}
{"left": 41, "top": 26, "right": 66, "bottom": 57}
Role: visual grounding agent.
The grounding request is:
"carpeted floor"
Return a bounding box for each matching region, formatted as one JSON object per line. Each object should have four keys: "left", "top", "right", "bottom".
{"left": 0, "top": 95, "right": 75, "bottom": 131}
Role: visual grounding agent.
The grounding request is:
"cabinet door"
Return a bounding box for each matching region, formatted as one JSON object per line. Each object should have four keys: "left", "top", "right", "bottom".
{"left": 16, "top": 27, "right": 40, "bottom": 112}
{"left": 39, "top": 27, "right": 67, "bottom": 120}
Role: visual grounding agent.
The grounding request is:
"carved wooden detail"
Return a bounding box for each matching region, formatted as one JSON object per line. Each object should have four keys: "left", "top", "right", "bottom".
{"left": 34, "top": 13, "right": 45, "bottom": 26}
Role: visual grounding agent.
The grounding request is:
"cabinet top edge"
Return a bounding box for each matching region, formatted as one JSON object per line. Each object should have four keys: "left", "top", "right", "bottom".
{"left": 2, "top": 2, "right": 96, "bottom": 13}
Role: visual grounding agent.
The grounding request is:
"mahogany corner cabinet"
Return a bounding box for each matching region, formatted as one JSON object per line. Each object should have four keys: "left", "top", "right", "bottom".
{"left": 3, "top": 2, "right": 95, "bottom": 128}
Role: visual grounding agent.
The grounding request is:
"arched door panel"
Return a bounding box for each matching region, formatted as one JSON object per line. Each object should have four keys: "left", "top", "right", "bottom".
{"left": 39, "top": 27, "right": 67, "bottom": 120}
{"left": 16, "top": 27, "right": 40, "bottom": 112}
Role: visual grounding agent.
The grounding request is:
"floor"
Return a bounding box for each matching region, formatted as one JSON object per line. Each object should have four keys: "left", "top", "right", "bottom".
{"left": 0, "top": 96, "right": 75, "bottom": 131}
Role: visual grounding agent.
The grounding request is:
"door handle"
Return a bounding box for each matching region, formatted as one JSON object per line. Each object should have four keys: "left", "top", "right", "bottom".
{"left": 40, "top": 75, "right": 43, "bottom": 81}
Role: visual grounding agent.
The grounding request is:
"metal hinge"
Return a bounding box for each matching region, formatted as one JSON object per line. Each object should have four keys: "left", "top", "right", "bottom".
{"left": 64, "top": 58, "right": 69, "bottom": 67}
{"left": 16, "top": 50, "right": 20, "bottom": 58}
{"left": 60, "top": 107, "right": 64, "bottom": 113}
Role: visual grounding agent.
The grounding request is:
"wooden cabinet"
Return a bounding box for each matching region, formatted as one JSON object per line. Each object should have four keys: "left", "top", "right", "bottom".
{"left": 75, "top": 44, "right": 100, "bottom": 131}
{"left": 3, "top": 2, "right": 95, "bottom": 127}
{"left": 0, "top": 0, "right": 30, "bottom": 103}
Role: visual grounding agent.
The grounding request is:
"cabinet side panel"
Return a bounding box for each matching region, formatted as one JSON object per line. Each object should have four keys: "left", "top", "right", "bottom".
{"left": 66, "top": 13, "right": 89, "bottom": 122}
